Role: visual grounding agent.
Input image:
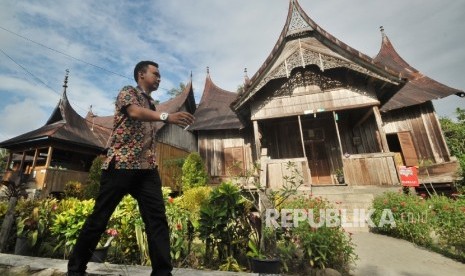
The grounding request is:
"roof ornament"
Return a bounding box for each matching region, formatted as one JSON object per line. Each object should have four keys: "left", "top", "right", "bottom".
{"left": 190, "top": 71, "right": 193, "bottom": 81}
{"left": 89, "top": 105, "right": 95, "bottom": 131}
{"left": 63, "top": 69, "right": 69, "bottom": 88}
{"left": 380, "top": 26, "right": 386, "bottom": 37}
{"left": 206, "top": 66, "right": 210, "bottom": 75}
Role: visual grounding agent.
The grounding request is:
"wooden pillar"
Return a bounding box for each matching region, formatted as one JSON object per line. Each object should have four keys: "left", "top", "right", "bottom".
{"left": 253, "top": 120, "right": 261, "bottom": 161}
{"left": 45, "top": 146, "right": 53, "bottom": 168}
{"left": 18, "top": 152, "right": 26, "bottom": 172}
{"left": 333, "top": 111, "right": 344, "bottom": 157}
{"left": 373, "top": 106, "right": 389, "bottom": 152}
{"left": 5, "top": 152, "right": 12, "bottom": 171}
{"left": 297, "top": 115, "right": 306, "bottom": 157}
{"left": 31, "top": 149, "right": 39, "bottom": 169}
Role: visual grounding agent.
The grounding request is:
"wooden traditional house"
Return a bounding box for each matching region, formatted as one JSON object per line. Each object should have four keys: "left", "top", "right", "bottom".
{"left": 189, "top": 70, "right": 253, "bottom": 183}
{"left": 1, "top": 73, "right": 197, "bottom": 196}
{"left": 230, "top": 0, "right": 463, "bottom": 187}
{"left": 0, "top": 72, "right": 108, "bottom": 197}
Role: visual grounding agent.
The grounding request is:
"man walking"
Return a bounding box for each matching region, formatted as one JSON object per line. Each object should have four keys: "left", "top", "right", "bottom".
{"left": 67, "top": 60, "right": 194, "bottom": 276}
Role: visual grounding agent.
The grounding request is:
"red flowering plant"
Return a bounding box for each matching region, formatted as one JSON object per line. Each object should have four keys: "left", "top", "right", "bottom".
{"left": 165, "top": 192, "right": 191, "bottom": 266}
{"left": 101, "top": 228, "right": 118, "bottom": 248}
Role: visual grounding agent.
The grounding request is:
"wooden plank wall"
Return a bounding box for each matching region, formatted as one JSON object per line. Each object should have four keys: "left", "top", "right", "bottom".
{"left": 343, "top": 153, "right": 400, "bottom": 185}
{"left": 251, "top": 88, "right": 379, "bottom": 120}
{"left": 156, "top": 143, "right": 190, "bottom": 191}
{"left": 43, "top": 168, "right": 89, "bottom": 194}
{"left": 198, "top": 129, "right": 253, "bottom": 180}
{"left": 382, "top": 102, "right": 450, "bottom": 163}
{"left": 263, "top": 158, "right": 312, "bottom": 189}
{"left": 337, "top": 111, "right": 381, "bottom": 155}
{"left": 156, "top": 124, "right": 197, "bottom": 152}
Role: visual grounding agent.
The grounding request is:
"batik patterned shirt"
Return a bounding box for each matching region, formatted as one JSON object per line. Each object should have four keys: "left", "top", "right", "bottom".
{"left": 102, "top": 85, "right": 158, "bottom": 170}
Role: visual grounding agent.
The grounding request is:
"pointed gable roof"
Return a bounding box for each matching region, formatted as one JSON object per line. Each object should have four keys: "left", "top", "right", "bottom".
{"left": 374, "top": 28, "right": 464, "bottom": 111}
{"left": 0, "top": 72, "right": 107, "bottom": 150}
{"left": 189, "top": 70, "right": 243, "bottom": 131}
{"left": 233, "top": 0, "right": 403, "bottom": 110}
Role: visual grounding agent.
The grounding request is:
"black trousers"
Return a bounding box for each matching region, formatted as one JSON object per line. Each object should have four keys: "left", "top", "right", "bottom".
{"left": 67, "top": 165, "right": 172, "bottom": 276}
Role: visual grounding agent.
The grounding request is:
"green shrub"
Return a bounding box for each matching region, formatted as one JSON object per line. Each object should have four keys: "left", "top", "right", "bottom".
{"left": 176, "top": 186, "right": 212, "bottom": 227}
{"left": 278, "top": 196, "right": 358, "bottom": 274}
{"left": 83, "top": 155, "right": 105, "bottom": 199}
{"left": 372, "top": 191, "right": 431, "bottom": 246}
{"left": 181, "top": 152, "right": 208, "bottom": 190}
{"left": 64, "top": 181, "right": 84, "bottom": 199}
{"left": 198, "top": 182, "right": 251, "bottom": 270}
{"left": 50, "top": 198, "right": 95, "bottom": 256}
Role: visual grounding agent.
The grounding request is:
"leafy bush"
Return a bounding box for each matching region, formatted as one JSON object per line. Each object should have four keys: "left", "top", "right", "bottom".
{"left": 63, "top": 181, "right": 84, "bottom": 199}
{"left": 198, "top": 182, "right": 251, "bottom": 270}
{"left": 181, "top": 152, "right": 208, "bottom": 190}
{"left": 278, "top": 196, "right": 358, "bottom": 274}
{"left": 176, "top": 186, "right": 212, "bottom": 227}
{"left": 372, "top": 191, "right": 431, "bottom": 246}
{"left": 50, "top": 198, "right": 95, "bottom": 256}
{"left": 83, "top": 155, "right": 105, "bottom": 199}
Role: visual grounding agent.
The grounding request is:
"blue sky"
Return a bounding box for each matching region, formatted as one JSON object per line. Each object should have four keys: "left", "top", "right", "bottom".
{"left": 0, "top": 0, "right": 464, "bottom": 141}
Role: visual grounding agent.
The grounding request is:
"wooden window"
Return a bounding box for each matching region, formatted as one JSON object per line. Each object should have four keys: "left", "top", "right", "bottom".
{"left": 224, "top": 147, "right": 245, "bottom": 176}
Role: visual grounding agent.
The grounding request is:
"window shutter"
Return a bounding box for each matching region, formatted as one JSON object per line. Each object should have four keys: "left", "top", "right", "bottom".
{"left": 397, "top": 131, "right": 418, "bottom": 166}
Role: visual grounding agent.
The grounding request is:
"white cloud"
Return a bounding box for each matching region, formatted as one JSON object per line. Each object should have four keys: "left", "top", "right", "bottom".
{"left": 0, "top": 99, "right": 49, "bottom": 139}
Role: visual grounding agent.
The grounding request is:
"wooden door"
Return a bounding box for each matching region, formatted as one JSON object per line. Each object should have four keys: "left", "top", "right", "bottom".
{"left": 305, "top": 140, "right": 332, "bottom": 184}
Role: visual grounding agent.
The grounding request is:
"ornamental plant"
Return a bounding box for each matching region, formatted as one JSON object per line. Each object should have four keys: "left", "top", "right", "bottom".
{"left": 50, "top": 198, "right": 95, "bottom": 257}
{"left": 198, "top": 182, "right": 252, "bottom": 269}
{"left": 278, "top": 196, "right": 358, "bottom": 274}
{"left": 181, "top": 152, "right": 208, "bottom": 190}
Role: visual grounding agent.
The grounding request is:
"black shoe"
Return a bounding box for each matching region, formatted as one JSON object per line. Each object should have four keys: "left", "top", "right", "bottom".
{"left": 66, "top": 272, "right": 88, "bottom": 276}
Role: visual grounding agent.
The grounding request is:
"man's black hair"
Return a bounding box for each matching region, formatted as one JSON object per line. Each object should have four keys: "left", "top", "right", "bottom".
{"left": 134, "top": 61, "right": 159, "bottom": 82}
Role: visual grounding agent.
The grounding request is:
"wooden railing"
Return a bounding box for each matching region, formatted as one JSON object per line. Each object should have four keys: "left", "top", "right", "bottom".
{"left": 260, "top": 149, "right": 312, "bottom": 189}
{"left": 42, "top": 168, "right": 89, "bottom": 193}
{"left": 342, "top": 153, "right": 400, "bottom": 186}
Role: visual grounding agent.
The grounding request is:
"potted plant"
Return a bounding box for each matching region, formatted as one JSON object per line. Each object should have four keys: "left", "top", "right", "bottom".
{"left": 334, "top": 168, "right": 345, "bottom": 184}
{"left": 242, "top": 161, "right": 304, "bottom": 274}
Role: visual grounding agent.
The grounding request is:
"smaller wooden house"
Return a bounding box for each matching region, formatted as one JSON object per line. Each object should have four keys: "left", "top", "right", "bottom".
{"left": 189, "top": 71, "right": 253, "bottom": 183}
{"left": 0, "top": 72, "right": 107, "bottom": 196}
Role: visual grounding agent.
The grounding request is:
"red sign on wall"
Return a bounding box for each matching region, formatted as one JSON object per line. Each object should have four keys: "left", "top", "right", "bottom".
{"left": 398, "top": 166, "right": 419, "bottom": 187}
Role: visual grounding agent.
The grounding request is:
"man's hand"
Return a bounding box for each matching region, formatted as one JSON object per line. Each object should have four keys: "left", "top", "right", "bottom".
{"left": 167, "top": 112, "right": 195, "bottom": 128}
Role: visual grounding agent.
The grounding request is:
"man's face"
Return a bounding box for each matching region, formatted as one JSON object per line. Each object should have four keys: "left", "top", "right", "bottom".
{"left": 139, "top": 65, "right": 161, "bottom": 92}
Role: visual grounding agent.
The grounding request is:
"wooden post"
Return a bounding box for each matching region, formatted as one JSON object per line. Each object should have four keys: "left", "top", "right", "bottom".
{"left": 18, "top": 151, "right": 26, "bottom": 173}
{"left": 373, "top": 106, "right": 389, "bottom": 152}
{"left": 45, "top": 146, "right": 53, "bottom": 168}
{"left": 259, "top": 148, "right": 268, "bottom": 189}
{"left": 5, "top": 152, "right": 12, "bottom": 171}
{"left": 297, "top": 115, "right": 306, "bottom": 157}
{"left": 253, "top": 120, "right": 261, "bottom": 161}
{"left": 31, "top": 148, "right": 39, "bottom": 170}
{"left": 333, "top": 111, "right": 344, "bottom": 157}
